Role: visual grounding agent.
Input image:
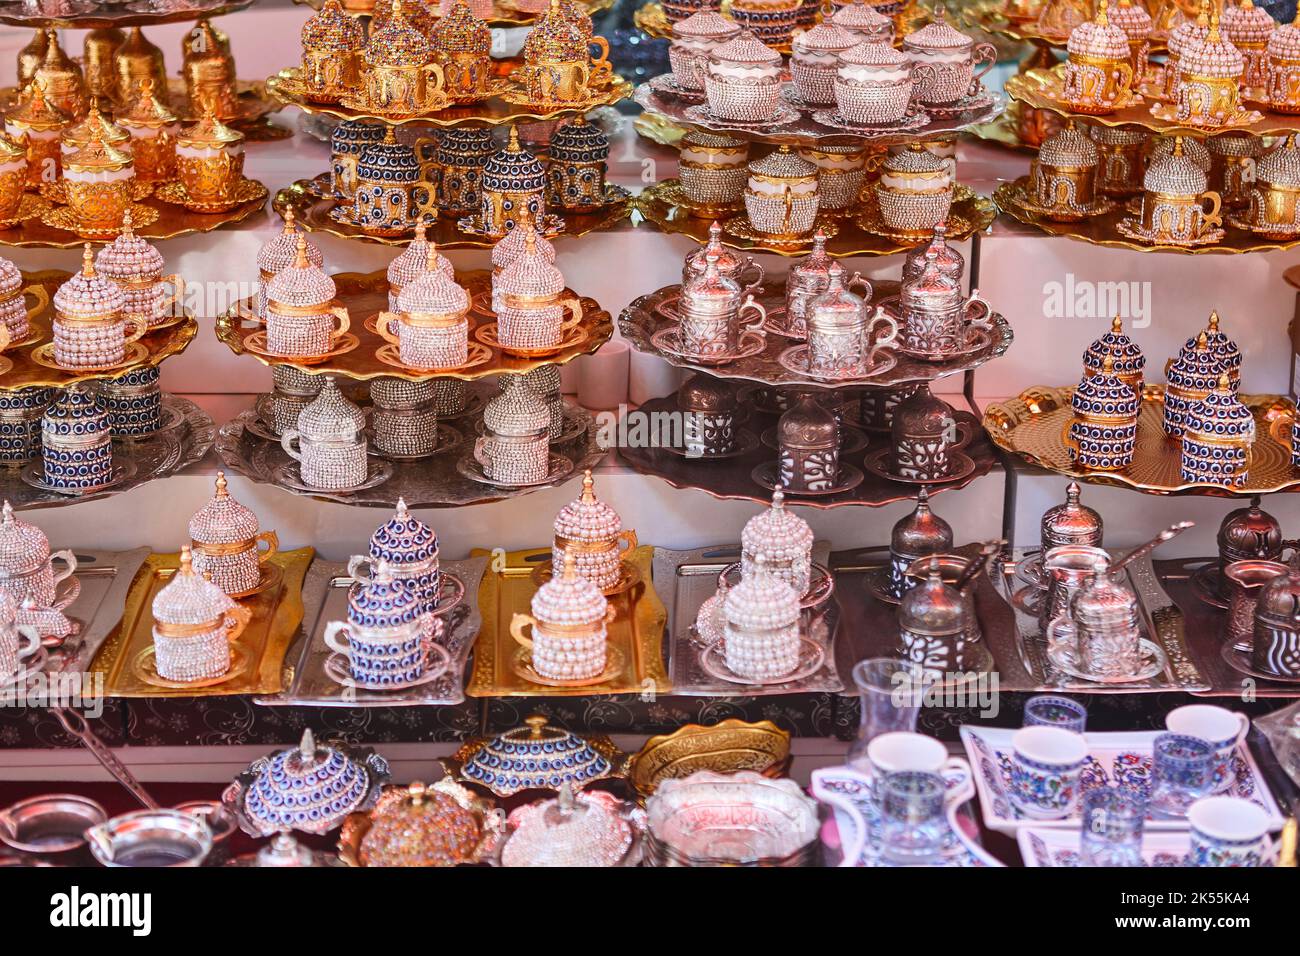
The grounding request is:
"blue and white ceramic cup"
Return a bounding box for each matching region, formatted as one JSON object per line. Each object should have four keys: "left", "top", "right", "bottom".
{"left": 1150, "top": 733, "right": 1215, "bottom": 818}
{"left": 1165, "top": 705, "right": 1249, "bottom": 794}
{"left": 1009, "top": 726, "right": 1088, "bottom": 820}
{"left": 1188, "top": 797, "right": 1271, "bottom": 867}
{"left": 1022, "top": 695, "right": 1088, "bottom": 734}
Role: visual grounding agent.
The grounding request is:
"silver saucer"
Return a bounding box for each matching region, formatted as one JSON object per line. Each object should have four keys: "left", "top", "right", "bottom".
{"left": 455, "top": 452, "right": 575, "bottom": 488}
{"left": 323, "top": 642, "right": 452, "bottom": 692}
{"left": 1046, "top": 635, "right": 1168, "bottom": 684}
{"left": 20, "top": 460, "right": 136, "bottom": 496}
{"left": 272, "top": 459, "right": 393, "bottom": 495}
{"left": 698, "top": 635, "right": 828, "bottom": 687}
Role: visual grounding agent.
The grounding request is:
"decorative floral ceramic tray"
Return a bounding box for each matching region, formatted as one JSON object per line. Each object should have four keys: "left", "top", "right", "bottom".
{"left": 983, "top": 386, "right": 1300, "bottom": 496}
{"left": 215, "top": 266, "right": 613, "bottom": 380}
{"left": 87, "top": 547, "right": 313, "bottom": 698}
{"left": 466, "top": 544, "right": 670, "bottom": 698}
{"left": 812, "top": 764, "right": 1003, "bottom": 867}
{"left": 1016, "top": 825, "right": 1277, "bottom": 867}
{"left": 257, "top": 555, "right": 487, "bottom": 707}
{"left": 960, "top": 725, "right": 1286, "bottom": 836}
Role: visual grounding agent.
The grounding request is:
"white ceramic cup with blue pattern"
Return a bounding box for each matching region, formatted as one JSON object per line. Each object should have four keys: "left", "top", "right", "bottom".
{"left": 1188, "top": 797, "right": 1272, "bottom": 867}
{"left": 1165, "top": 705, "right": 1249, "bottom": 795}
{"left": 1009, "top": 726, "right": 1088, "bottom": 820}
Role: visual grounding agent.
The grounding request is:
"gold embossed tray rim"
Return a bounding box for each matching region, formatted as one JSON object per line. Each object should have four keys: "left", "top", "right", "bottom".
{"left": 214, "top": 267, "right": 612, "bottom": 381}
{"left": 960, "top": 0, "right": 1170, "bottom": 53}
{"left": 1, "top": 270, "right": 198, "bottom": 392}
{"left": 466, "top": 544, "right": 671, "bottom": 698}
{"left": 627, "top": 718, "right": 792, "bottom": 799}
{"left": 87, "top": 546, "right": 313, "bottom": 698}
{"left": 292, "top": 0, "right": 615, "bottom": 28}
{"left": 983, "top": 384, "right": 1300, "bottom": 496}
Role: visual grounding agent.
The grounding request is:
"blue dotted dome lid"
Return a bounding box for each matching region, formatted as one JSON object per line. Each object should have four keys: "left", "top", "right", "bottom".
{"left": 1072, "top": 363, "right": 1140, "bottom": 420}
{"left": 1184, "top": 375, "right": 1256, "bottom": 441}
{"left": 369, "top": 497, "right": 438, "bottom": 567}
{"left": 434, "top": 126, "right": 496, "bottom": 166}
{"left": 453, "top": 715, "right": 619, "bottom": 797}
{"left": 1083, "top": 316, "right": 1145, "bottom": 377}
{"left": 1179, "top": 311, "right": 1241, "bottom": 373}
{"left": 483, "top": 127, "right": 546, "bottom": 193}
{"left": 42, "top": 387, "right": 109, "bottom": 432}
{"left": 347, "top": 559, "right": 423, "bottom": 628}
{"left": 357, "top": 128, "right": 422, "bottom": 184}
{"left": 548, "top": 117, "right": 610, "bottom": 164}
{"left": 1166, "top": 332, "right": 1227, "bottom": 392}
{"left": 331, "top": 120, "right": 387, "bottom": 156}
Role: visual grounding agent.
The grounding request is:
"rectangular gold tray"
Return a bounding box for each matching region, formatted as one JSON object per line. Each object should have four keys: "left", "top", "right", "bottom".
{"left": 88, "top": 547, "right": 313, "bottom": 698}
{"left": 466, "top": 544, "right": 670, "bottom": 697}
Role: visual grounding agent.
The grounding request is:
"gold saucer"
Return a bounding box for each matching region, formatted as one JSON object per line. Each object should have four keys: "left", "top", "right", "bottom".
{"left": 131, "top": 643, "right": 249, "bottom": 690}
{"left": 722, "top": 214, "right": 837, "bottom": 246}
{"left": 39, "top": 203, "right": 159, "bottom": 238}
{"left": 39, "top": 179, "right": 154, "bottom": 204}
{"left": 241, "top": 329, "right": 359, "bottom": 364}
{"left": 28, "top": 340, "right": 149, "bottom": 373}
{"left": 473, "top": 321, "right": 589, "bottom": 357}
{"left": 374, "top": 340, "right": 494, "bottom": 374}
{"left": 510, "top": 642, "right": 626, "bottom": 688}
{"left": 153, "top": 178, "right": 268, "bottom": 214}
{"left": 0, "top": 193, "right": 51, "bottom": 229}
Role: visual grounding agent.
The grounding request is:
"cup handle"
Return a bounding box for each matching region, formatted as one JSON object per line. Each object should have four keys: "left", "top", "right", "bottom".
{"left": 970, "top": 42, "right": 997, "bottom": 92}
{"left": 865, "top": 306, "right": 899, "bottom": 366}
{"left": 739, "top": 295, "right": 767, "bottom": 336}
{"left": 1200, "top": 190, "right": 1223, "bottom": 229}
{"left": 847, "top": 271, "right": 873, "bottom": 300}
{"left": 157, "top": 274, "right": 185, "bottom": 318}
{"left": 49, "top": 548, "right": 78, "bottom": 587}
{"left": 52, "top": 575, "right": 81, "bottom": 614}
{"left": 122, "top": 315, "right": 149, "bottom": 345}
{"left": 330, "top": 304, "right": 351, "bottom": 341}
{"left": 559, "top": 295, "right": 585, "bottom": 333}
{"left": 1113, "top": 60, "right": 1134, "bottom": 100}
{"left": 510, "top": 612, "right": 535, "bottom": 648}
{"left": 473, "top": 435, "right": 493, "bottom": 469}
{"left": 740, "top": 258, "right": 765, "bottom": 297}
{"left": 376, "top": 311, "right": 401, "bottom": 344}
{"left": 964, "top": 288, "right": 993, "bottom": 328}
{"left": 347, "top": 554, "right": 372, "bottom": 584}
{"left": 940, "top": 756, "right": 973, "bottom": 804}
{"left": 1233, "top": 712, "right": 1251, "bottom": 747}
{"left": 617, "top": 528, "right": 638, "bottom": 556}
{"left": 222, "top": 603, "right": 253, "bottom": 643}
{"left": 255, "top": 530, "right": 278, "bottom": 564}
{"left": 323, "top": 620, "right": 351, "bottom": 658}
{"left": 589, "top": 36, "right": 611, "bottom": 70}
{"left": 281, "top": 430, "right": 303, "bottom": 462}
{"left": 425, "top": 62, "right": 446, "bottom": 97}
{"left": 22, "top": 283, "right": 49, "bottom": 325}
{"left": 1269, "top": 411, "right": 1295, "bottom": 444}
{"left": 15, "top": 625, "right": 40, "bottom": 661}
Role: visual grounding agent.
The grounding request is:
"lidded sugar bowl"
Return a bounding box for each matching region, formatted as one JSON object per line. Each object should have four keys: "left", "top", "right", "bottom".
{"left": 902, "top": 6, "right": 996, "bottom": 107}
{"left": 741, "top": 487, "right": 814, "bottom": 597}
{"left": 778, "top": 393, "right": 841, "bottom": 491}
{"left": 511, "top": 557, "right": 614, "bottom": 682}
{"left": 59, "top": 102, "right": 130, "bottom": 159}
{"left": 1084, "top": 316, "right": 1145, "bottom": 395}
{"left": 721, "top": 557, "right": 803, "bottom": 680}
{"left": 95, "top": 213, "right": 180, "bottom": 331}
{"left": 4, "top": 80, "right": 71, "bottom": 189}
{"left": 264, "top": 235, "right": 350, "bottom": 359}
{"left": 552, "top": 469, "right": 638, "bottom": 593}
{"left": 475, "top": 374, "right": 552, "bottom": 484}
{"left": 431, "top": 0, "right": 494, "bottom": 102}
{"left": 150, "top": 546, "right": 252, "bottom": 683}
{"left": 174, "top": 97, "right": 246, "bottom": 209}
{"left": 40, "top": 386, "right": 114, "bottom": 491}
{"left": 897, "top": 556, "right": 972, "bottom": 678}
{"left": 744, "top": 146, "right": 821, "bottom": 240}
{"left": 330, "top": 120, "right": 386, "bottom": 200}
{"left": 388, "top": 220, "right": 454, "bottom": 309}
{"left": 352, "top": 128, "right": 432, "bottom": 237}
{"left": 874, "top": 143, "right": 953, "bottom": 239}
{"left": 1041, "top": 481, "right": 1103, "bottom": 551}
{"left": 339, "top": 779, "right": 502, "bottom": 867}
{"left": 1062, "top": 5, "right": 1135, "bottom": 114}
{"left": 494, "top": 224, "right": 582, "bottom": 353}
{"left": 300, "top": 0, "right": 365, "bottom": 103}
{"left": 791, "top": 18, "right": 858, "bottom": 108}
{"left": 832, "top": 0, "right": 894, "bottom": 43}
{"left": 281, "top": 376, "right": 370, "bottom": 491}
{"left": 350, "top": 498, "right": 442, "bottom": 615}
{"left": 1163, "top": 331, "right": 1227, "bottom": 437}
{"left": 885, "top": 488, "right": 954, "bottom": 600}
{"left": 1180, "top": 372, "right": 1255, "bottom": 488}
{"left": 683, "top": 220, "right": 764, "bottom": 292}
{"left": 546, "top": 117, "right": 611, "bottom": 211}
{"left": 51, "top": 245, "right": 141, "bottom": 371}
{"left": 380, "top": 250, "right": 471, "bottom": 370}
{"left": 678, "top": 129, "right": 749, "bottom": 214}
{"left": 113, "top": 79, "right": 178, "bottom": 187}
{"left": 670, "top": 9, "right": 741, "bottom": 92}
{"left": 677, "top": 373, "right": 741, "bottom": 456}
{"left": 501, "top": 784, "right": 641, "bottom": 867}
{"left": 188, "top": 472, "right": 278, "bottom": 598}
{"left": 704, "top": 30, "right": 784, "bottom": 123}
{"left": 479, "top": 127, "right": 547, "bottom": 239}
{"left": 1070, "top": 356, "right": 1140, "bottom": 471}
{"left": 1030, "top": 122, "right": 1100, "bottom": 221}
{"left": 1243, "top": 135, "right": 1300, "bottom": 239}
{"left": 224, "top": 728, "right": 390, "bottom": 837}
{"left": 0, "top": 499, "right": 78, "bottom": 613}
{"left": 446, "top": 715, "right": 623, "bottom": 796}
{"left": 256, "top": 210, "right": 323, "bottom": 322}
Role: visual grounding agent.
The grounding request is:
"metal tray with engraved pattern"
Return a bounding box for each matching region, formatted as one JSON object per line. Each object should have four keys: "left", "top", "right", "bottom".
{"left": 47, "top": 548, "right": 152, "bottom": 676}
{"left": 994, "top": 548, "right": 1209, "bottom": 693}
{"left": 256, "top": 556, "right": 487, "bottom": 707}
{"left": 651, "top": 542, "right": 843, "bottom": 696}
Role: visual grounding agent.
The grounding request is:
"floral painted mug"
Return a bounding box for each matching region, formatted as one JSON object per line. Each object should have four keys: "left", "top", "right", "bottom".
{"left": 1187, "top": 797, "right": 1272, "bottom": 867}
{"left": 1165, "top": 705, "right": 1249, "bottom": 794}
{"left": 1008, "top": 726, "right": 1087, "bottom": 820}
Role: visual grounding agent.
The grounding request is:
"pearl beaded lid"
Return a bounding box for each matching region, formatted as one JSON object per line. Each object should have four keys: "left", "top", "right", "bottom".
{"left": 367, "top": 498, "right": 438, "bottom": 567}
{"left": 483, "top": 127, "right": 546, "bottom": 193}
{"left": 388, "top": 220, "right": 455, "bottom": 289}
{"left": 432, "top": 0, "right": 491, "bottom": 56}
{"left": 189, "top": 471, "right": 259, "bottom": 545}
{"left": 839, "top": 38, "right": 908, "bottom": 66}
{"left": 1223, "top": 0, "right": 1273, "bottom": 44}
{"left": 0, "top": 500, "right": 51, "bottom": 576}
{"left": 1067, "top": 6, "right": 1131, "bottom": 59}
{"left": 364, "top": 0, "right": 434, "bottom": 67}
{"left": 1038, "top": 122, "right": 1099, "bottom": 167}
{"left": 710, "top": 29, "right": 783, "bottom": 66}
{"left": 792, "top": 19, "right": 857, "bottom": 55}
{"left": 1268, "top": 9, "right": 1300, "bottom": 59}
{"left": 0, "top": 256, "right": 21, "bottom": 298}
{"left": 1180, "top": 311, "right": 1241, "bottom": 373}
{"left": 152, "top": 546, "right": 238, "bottom": 626}
{"left": 266, "top": 234, "right": 336, "bottom": 309}
{"left": 1185, "top": 372, "right": 1255, "bottom": 439}
{"left": 833, "top": 0, "right": 893, "bottom": 37}
{"left": 1073, "top": 356, "right": 1140, "bottom": 421}
{"left": 459, "top": 714, "right": 615, "bottom": 795}
{"left": 501, "top": 785, "right": 633, "bottom": 867}
{"left": 1084, "top": 316, "right": 1146, "bottom": 378}
{"left": 1142, "top": 138, "right": 1207, "bottom": 195}
{"left": 302, "top": 0, "right": 365, "bottom": 51}
{"left": 748, "top": 146, "right": 817, "bottom": 184}
{"left": 742, "top": 488, "right": 814, "bottom": 564}
{"left": 1258, "top": 135, "right": 1300, "bottom": 188}
{"left": 1168, "top": 7, "right": 1210, "bottom": 56}
{"left": 1179, "top": 18, "right": 1244, "bottom": 78}
{"left": 483, "top": 375, "right": 550, "bottom": 436}
{"left": 53, "top": 246, "right": 126, "bottom": 319}
{"left": 723, "top": 558, "right": 801, "bottom": 631}
{"left": 1107, "top": 0, "right": 1152, "bottom": 40}
{"left": 491, "top": 214, "right": 556, "bottom": 270}
{"left": 497, "top": 224, "right": 566, "bottom": 298}
{"left": 347, "top": 559, "right": 423, "bottom": 628}
{"left": 1166, "top": 331, "right": 1227, "bottom": 392}
{"left": 396, "top": 250, "right": 470, "bottom": 315}
{"left": 242, "top": 728, "right": 373, "bottom": 835}
{"left": 553, "top": 469, "right": 622, "bottom": 543}
{"left": 95, "top": 211, "right": 165, "bottom": 282}
{"left": 905, "top": 7, "right": 974, "bottom": 49}
{"left": 530, "top": 555, "right": 608, "bottom": 625}
{"left": 673, "top": 9, "right": 741, "bottom": 40}
{"left": 258, "top": 209, "right": 323, "bottom": 278}
{"left": 296, "top": 376, "right": 366, "bottom": 442}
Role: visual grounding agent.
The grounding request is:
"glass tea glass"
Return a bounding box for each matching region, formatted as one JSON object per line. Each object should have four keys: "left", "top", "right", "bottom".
{"left": 1149, "top": 733, "right": 1214, "bottom": 818}
{"left": 1022, "top": 695, "right": 1088, "bottom": 734}
{"left": 1079, "top": 786, "right": 1146, "bottom": 866}
{"left": 848, "top": 658, "right": 928, "bottom": 770}
{"left": 880, "top": 770, "right": 947, "bottom": 864}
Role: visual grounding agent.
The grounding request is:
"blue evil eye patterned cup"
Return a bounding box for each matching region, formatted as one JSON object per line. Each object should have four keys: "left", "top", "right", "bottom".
{"left": 1009, "top": 726, "right": 1088, "bottom": 820}
{"left": 1165, "top": 705, "right": 1249, "bottom": 794}
{"left": 1022, "top": 695, "right": 1088, "bottom": 734}
{"left": 1080, "top": 785, "right": 1146, "bottom": 867}
{"left": 1187, "top": 796, "right": 1272, "bottom": 867}
{"left": 880, "top": 770, "right": 947, "bottom": 863}
{"left": 1149, "top": 733, "right": 1214, "bottom": 818}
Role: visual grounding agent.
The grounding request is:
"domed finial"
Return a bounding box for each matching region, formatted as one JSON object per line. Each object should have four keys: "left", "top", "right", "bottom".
{"left": 178, "top": 544, "right": 194, "bottom": 575}
{"left": 1, "top": 501, "right": 13, "bottom": 524}
{"left": 1173, "top": 136, "right": 1185, "bottom": 157}
{"left": 1102, "top": 355, "right": 1115, "bottom": 374}
{"left": 1096, "top": 3, "right": 1108, "bottom": 26}
{"left": 413, "top": 218, "right": 426, "bottom": 242}
{"left": 1196, "top": 330, "right": 1209, "bottom": 349}
{"left": 561, "top": 552, "right": 578, "bottom": 578}
{"left": 214, "top": 471, "right": 228, "bottom": 498}
{"left": 282, "top": 207, "right": 296, "bottom": 233}
{"left": 121, "top": 208, "right": 134, "bottom": 239}
{"left": 293, "top": 232, "right": 310, "bottom": 268}
{"left": 525, "top": 714, "right": 548, "bottom": 737}
{"left": 1217, "top": 371, "right": 1231, "bottom": 390}
{"left": 771, "top": 487, "right": 785, "bottom": 510}
{"left": 580, "top": 469, "right": 595, "bottom": 502}
{"left": 299, "top": 727, "right": 316, "bottom": 759}
{"left": 1207, "top": 310, "right": 1220, "bottom": 332}
{"left": 1066, "top": 480, "right": 1081, "bottom": 502}
{"left": 382, "top": 126, "right": 397, "bottom": 145}
{"left": 916, "top": 486, "right": 930, "bottom": 505}
{"left": 1111, "top": 315, "right": 1123, "bottom": 333}
{"left": 707, "top": 220, "right": 722, "bottom": 242}
{"left": 81, "top": 243, "right": 94, "bottom": 277}
{"left": 507, "top": 125, "right": 521, "bottom": 152}
{"left": 424, "top": 237, "right": 440, "bottom": 272}
{"left": 523, "top": 222, "right": 538, "bottom": 255}
{"left": 395, "top": 496, "right": 409, "bottom": 518}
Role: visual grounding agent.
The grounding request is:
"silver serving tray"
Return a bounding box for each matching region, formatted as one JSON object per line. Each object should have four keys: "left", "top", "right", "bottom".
{"left": 256, "top": 556, "right": 487, "bottom": 708}
{"left": 651, "top": 542, "right": 843, "bottom": 696}
{"left": 995, "top": 548, "right": 1209, "bottom": 693}
{"left": 51, "top": 548, "right": 152, "bottom": 675}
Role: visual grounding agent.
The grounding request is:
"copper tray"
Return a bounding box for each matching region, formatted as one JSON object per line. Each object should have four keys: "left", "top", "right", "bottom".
{"left": 466, "top": 544, "right": 670, "bottom": 698}
{"left": 0, "top": 394, "right": 215, "bottom": 509}
{"left": 637, "top": 180, "right": 997, "bottom": 259}
{"left": 984, "top": 384, "right": 1300, "bottom": 496}
{"left": 1006, "top": 64, "right": 1300, "bottom": 139}
{"left": 87, "top": 547, "right": 312, "bottom": 698}
{"left": 256, "top": 555, "right": 487, "bottom": 707}
{"left": 626, "top": 718, "right": 792, "bottom": 799}
{"left": 619, "top": 280, "right": 1011, "bottom": 388}
{"left": 0, "top": 0, "right": 253, "bottom": 28}
{"left": 275, "top": 175, "right": 633, "bottom": 249}
{"left": 996, "top": 179, "right": 1300, "bottom": 255}
{"left": 652, "top": 541, "right": 844, "bottom": 695}
{"left": 1, "top": 270, "right": 196, "bottom": 390}
{"left": 215, "top": 266, "right": 613, "bottom": 380}
{"left": 293, "top": 0, "right": 617, "bottom": 30}
{"left": 266, "top": 67, "right": 633, "bottom": 128}
{"left": 216, "top": 394, "right": 607, "bottom": 508}
{"left": 633, "top": 81, "right": 1005, "bottom": 148}
{"left": 622, "top": 394, "right": 997, "bottom": 508}
{"left": 991, "top": 548, "right": 1209, "bottom": 693}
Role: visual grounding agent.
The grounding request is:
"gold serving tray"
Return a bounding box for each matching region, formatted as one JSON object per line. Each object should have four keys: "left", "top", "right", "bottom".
{"left": 995, "top": 179, "right": 1300, "bottom": 255}
{"left": 1006, "top": 64, "right": 1300, "bottom": 139}
{"left": 215, "top": 267, "right": 613, "bottom": 381}
{"left": 627, "top": 719, "right": 792, "bottom": 799}
{"left": 275, "top": 175, "right": 632, "bottom": 249}
{"left": 961, "top": 0, "right": 1169, "bottom": 53}
{"left": 266, "top": 67, "right": 633, "bottom": 128}
{"left": 637, "top": 180, "right": 996, "bottom": 258}
{"left": 88, "top": 547, "right": 312, "bottom": 698}
{"left": 1, "top": 269, "right": 197, "bottom": 391}
{"left": 293, "top": 0, "right": 615, "bottom": 27}
{"left": 466, "top": 544, "right": 670, "bottom": 698}
{"left": 983, "top": 384, "right": 1300, "bottom": 496}
{"left": 0, "top": 78, "right": 283, "bottom": 133}
{"left": 967, "top": 101, "right": 1043, "bottom": 153}
{"left": 0, "top": 0, "right": 253, "bottom": 29}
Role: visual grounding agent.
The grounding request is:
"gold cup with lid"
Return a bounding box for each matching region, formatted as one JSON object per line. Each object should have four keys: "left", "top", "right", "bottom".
{"left": 115, "top": 78, "right": 179, "bottom": 186}
{"left": 114, "top": 27, "right": 169, "bottom": 110}
{"left": 61, "top": 125, "right": 136, "bottom": 234}
{"left": 175, "top": 96, "right": 245, "bottom": 208}
{"left": 181, "top": 18, "right": 241, "bottom": 122}
{"left": 433, "top": 0, "right": 495, "bottom": 102}
{"left": 516, "top": 0, "right": 611, "bottom": 106}
{"left": 32, "top": 29, "right": 86, "bottom": 119}
{"left": 300, "top": 0, "right": 366, "bottom": 103}
{"left": 17, "top": 29, "right": 48, "bottom": 90}
{"left": 5, "top": 80, "right": 71, "bottom": 189}
{"left": 357, "top": 0, "right": 449, "bottom": 116}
